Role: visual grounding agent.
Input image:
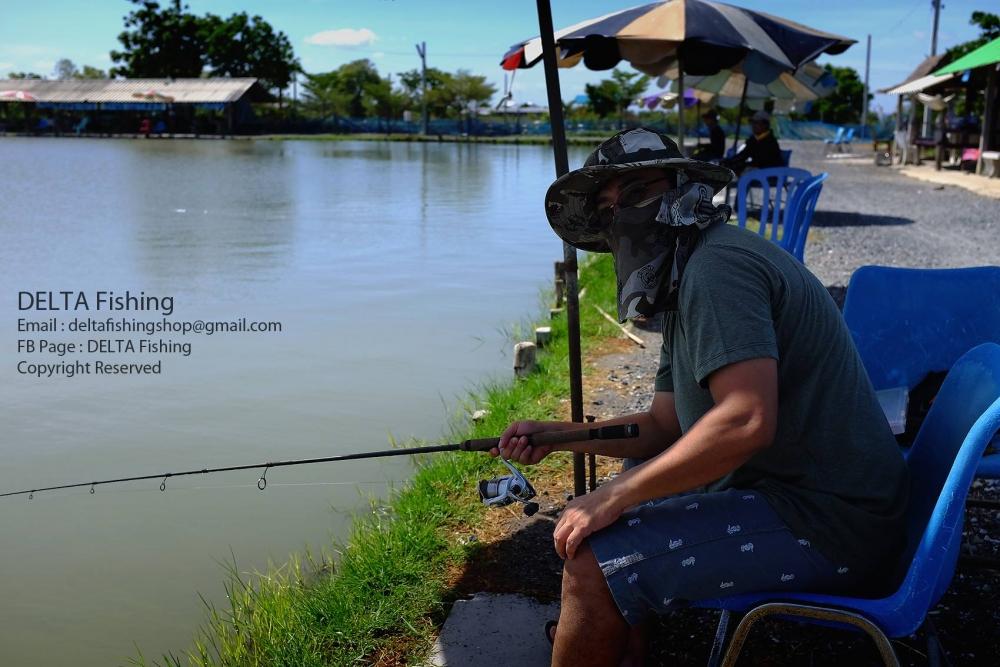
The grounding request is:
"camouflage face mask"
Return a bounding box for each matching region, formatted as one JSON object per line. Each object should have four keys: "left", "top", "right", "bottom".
{"left": 605, "top": 177, "right": 733, "bottom": 322}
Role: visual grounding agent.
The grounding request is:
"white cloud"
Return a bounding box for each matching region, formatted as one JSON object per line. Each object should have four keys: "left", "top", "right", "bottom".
{"left": 913, "top": 30, "right": 926, "bottom": 40}
{"left": 304, "top": 28, "right": 377, "bottom": 47}
{"left": 373, "top": 51, "right": 385, "bottom": 59}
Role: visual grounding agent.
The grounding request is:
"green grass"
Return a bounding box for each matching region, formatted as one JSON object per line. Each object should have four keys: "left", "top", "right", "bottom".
{"left": 135, "top": 254, "right": 621, "bottom": 667}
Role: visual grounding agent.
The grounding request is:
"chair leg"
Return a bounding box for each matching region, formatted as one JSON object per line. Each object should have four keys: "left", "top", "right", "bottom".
{"left": 923, "top": 617, "right": 950, "bottom": 667}
{"left": 706, "top": 610, "right": 732, "bottom": 667}
{"left": 717, "top": 603, "right": 900, "bottom": 667}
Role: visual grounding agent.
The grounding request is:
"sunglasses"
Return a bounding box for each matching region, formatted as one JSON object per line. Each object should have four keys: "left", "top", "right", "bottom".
{"left": 596, "top": 175, "right": 674, "bottom": 227}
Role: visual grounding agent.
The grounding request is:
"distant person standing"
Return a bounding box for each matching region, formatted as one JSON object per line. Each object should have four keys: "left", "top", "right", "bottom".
{"left": 691, "top": 109, "right": 726, "bottom": 161}
{"left": 723, "top": 110, "right": 784, "bottom": 175}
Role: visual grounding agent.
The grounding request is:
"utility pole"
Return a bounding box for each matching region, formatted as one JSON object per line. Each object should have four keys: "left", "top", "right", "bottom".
{"left": 923, "top": 0, "right": 943, "bottom": 138}
{"left": 862, "top": 34, "right": 871, "bottom": 136}
{"left": 415, "top": 41, "right": 429, "bottom": 135}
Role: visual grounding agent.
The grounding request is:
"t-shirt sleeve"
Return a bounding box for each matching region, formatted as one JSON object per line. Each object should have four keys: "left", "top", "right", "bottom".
{"left": 654, "top": 335, "right": 673, "bottom": 392}
{"left": 678, "top": 245, "right": 781, "bottom": 386}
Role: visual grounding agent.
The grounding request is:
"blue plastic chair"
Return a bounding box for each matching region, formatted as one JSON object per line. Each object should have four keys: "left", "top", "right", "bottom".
{"left": 695, "top": 343, "right": 1000, "bottom": 667}
{"left": 842, "top": 266, "right": 1000, "bottom": 477}
{"left": 782, "top": 172, "right": 828, "bottom": 262}
{"left": 735, "top": 167, "right": 811, "bottom": 247}
{"left": 843, "top": 127, "right": 856, "bottom": 145}
{"left": 824, "top": 127, "right": 845, "bottom": 145}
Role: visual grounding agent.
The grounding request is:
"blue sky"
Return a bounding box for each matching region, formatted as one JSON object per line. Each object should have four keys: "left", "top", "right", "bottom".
{"left": 0, "top": 0, "right": 989, "bottom": 112}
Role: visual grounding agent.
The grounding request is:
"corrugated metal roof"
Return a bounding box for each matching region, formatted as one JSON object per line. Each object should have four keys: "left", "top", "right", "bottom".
{"left": 0, "top": 78, "right": 268, "bottom": 103}
{"left": 883, "top": 72, "right": 957, "bottom": 96}
{"left": 878, "top": 54, "right": 947, "bottom": 93}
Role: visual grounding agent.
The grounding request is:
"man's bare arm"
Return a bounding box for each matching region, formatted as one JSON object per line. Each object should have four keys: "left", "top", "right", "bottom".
{"left": 604, "top": 357, "right": 778, "bottom": 507}
{"left": 496, "top": 391, "right": 682, "bottom": 463}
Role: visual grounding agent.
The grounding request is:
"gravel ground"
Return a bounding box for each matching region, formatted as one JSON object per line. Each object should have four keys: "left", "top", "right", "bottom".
{"left": 780, "top": 141, "right": 999, "bottom": 287}
{"left": 469, "top": 148, "right": 1000, "bottom": 666}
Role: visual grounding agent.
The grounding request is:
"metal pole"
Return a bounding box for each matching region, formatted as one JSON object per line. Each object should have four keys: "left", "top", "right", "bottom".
{"left": 923, "top": 0, "right": 942, "bottom": 139}
{"left": 862, "top": 34, "right": 871, "bottom": 137}
{"left": 416, "top": 41, "right": 429, "bottom": 135}
{"left": 977, "top": 65, "right": 997, "bottom": 175}
{"left": 677, "top": 57, "right": 685, "bottom": 152}
{"left": 536, "top": 0, "right": 587, "bottom": 497}
{"left": 732, "top": 76, "right": 748, "bottom": 152}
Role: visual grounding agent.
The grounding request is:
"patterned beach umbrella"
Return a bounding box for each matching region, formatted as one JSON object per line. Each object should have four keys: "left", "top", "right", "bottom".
{"left": 501, "top": 0, "right": 854, "bottom": 85}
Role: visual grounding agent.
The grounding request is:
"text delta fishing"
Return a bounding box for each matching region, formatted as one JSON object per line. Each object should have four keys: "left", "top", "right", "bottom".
{"left": 18, "top": 291, "right": 174, "bottom": 316}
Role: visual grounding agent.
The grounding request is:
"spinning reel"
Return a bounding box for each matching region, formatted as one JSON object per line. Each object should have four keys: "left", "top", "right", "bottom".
{"left": 478, "top": 455, "right": 539, "bottom": 516}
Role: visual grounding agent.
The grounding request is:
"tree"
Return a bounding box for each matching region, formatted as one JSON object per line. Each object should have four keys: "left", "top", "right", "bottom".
{"left": 110, "top": 0, "right": 206, "bottom": 78}
{"left": 77, "top": 65, "right": 107, "bottom": 79}
{"left": 797, "top": 65, "right": 868, "bottom": 124}
{"left": 301, "top": 71, "right": 351, "bottom": 119}
{"left": 585, "top": 68, "right": 649, "bottom": 127}
{"left": 53, "top": 58, "right": 78, "bottom": 79}
{"left": 446, "top": 70, "right": 496, "bottom": 114}
{"left": 398, "top": 66, "right": 452, "bottom": 118}
{"left": 944, "top": 11, "right": 1000, "bottom": 62}
{"left": 7, "top": 72, "right": 43, "bottom": 79}
{"left": 363, "top": 75, "right": 411, "bottom": 130}
{"left": 201, "top": 12, "right": 299, "bottom": 91}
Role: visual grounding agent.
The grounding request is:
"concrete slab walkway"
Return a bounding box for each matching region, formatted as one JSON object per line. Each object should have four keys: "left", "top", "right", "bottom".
{"left": 428, "top": 594, "right": 559, "bottom": 666}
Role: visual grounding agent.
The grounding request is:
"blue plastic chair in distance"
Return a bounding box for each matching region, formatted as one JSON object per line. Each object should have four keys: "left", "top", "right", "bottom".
{"left": 842, "top": 265, "right": 1000, "bottom": 477}
{"left": 782, "top": 172, "right": 828, "bottom": 262}
{"left": 824, "top": 127, "right": 845, "bottom": 146}
{"left": 735, "top": 167, "right": 810, "bottom": 250}
{"left": 695, "top": 343, "right": 1000, "bottom": 667}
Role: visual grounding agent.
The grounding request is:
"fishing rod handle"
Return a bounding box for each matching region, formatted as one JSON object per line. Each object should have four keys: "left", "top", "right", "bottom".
{"left": 460, "top": 423, "right": 639, "bottom": 452}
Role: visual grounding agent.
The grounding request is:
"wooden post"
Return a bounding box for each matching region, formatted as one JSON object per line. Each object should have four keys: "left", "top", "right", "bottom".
{"left": 535, "top": 326, "right": 552, "bottom": 348}
{"left": 935, "top": 107, "right": 945, "bottom": 171}
{"left": 513, "top": 342, "right": 537, "bottom": 378}
{"left": 978, "top": 65, "right": 998, "bottom": 175}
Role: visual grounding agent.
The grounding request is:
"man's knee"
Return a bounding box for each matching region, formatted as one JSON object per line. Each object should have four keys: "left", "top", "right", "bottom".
{"left": 563, "top": 542, "right": 605, "bottom": 593}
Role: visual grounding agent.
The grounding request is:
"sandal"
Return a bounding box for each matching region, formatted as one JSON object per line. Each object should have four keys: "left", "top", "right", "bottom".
{"left": 544, "top": 619, "right": 557, "bottom": 646}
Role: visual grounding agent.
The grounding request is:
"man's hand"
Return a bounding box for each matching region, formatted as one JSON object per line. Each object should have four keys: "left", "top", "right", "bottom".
{"left": 492, "top": 420, "right": 575, "bottom": 464}
{"left": 553, "top": 483, "right": 625, "bottom": 559}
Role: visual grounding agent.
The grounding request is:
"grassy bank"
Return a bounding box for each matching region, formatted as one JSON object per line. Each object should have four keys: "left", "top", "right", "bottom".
{"left": 142, "top": 254, "right": 622, "bottom": 666}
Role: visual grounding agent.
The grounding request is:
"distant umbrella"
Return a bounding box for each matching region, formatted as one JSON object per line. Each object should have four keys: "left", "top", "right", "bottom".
{"left": 132, "top": 89, "right": 174, "bottom": 102}
{"left": 0, "top": 90, "right": 37, "bottom": 102}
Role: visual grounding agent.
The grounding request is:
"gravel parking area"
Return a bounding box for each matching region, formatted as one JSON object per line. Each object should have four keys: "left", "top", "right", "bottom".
{"left": 783, "top": 140, "right": 999, "bottom": 287}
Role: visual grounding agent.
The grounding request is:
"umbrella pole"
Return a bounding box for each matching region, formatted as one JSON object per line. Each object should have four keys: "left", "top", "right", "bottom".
{"left": 732, "top": 77, "right": 748, "bottom": 153}
{"left": 536, "top": 0, "right": 587, "bottom": 497}
{"left": 677, "top": 57, "right": 685, "bottom": 152}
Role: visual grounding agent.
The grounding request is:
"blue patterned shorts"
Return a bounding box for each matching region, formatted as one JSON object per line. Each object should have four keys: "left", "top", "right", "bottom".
{"left": 587, "top": 488, "right": 858, "bottom": 625}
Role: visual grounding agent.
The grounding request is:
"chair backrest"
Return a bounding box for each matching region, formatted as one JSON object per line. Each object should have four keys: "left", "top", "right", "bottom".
{"left": 843, "top": 266, "right": 1000, "bottom": 391}
{"left": 779, "top": 149, "right": 792, "bottom": 166}
{"left": 889, "top": 344, "right": 1000, "bottom": 626}
{"left": 782, "top": 172, "right": 828, "bottom": 262}
{"left": 735, "top": 167, "right": 811, "bottom": 243}
{"left": 826, "top": 127, "right": 844, "bottom": 143}
{"left": 843, "top": 127, "right": 855, "bottom": 142}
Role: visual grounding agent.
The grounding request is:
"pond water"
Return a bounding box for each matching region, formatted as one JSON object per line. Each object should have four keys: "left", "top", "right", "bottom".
{"left": 0, "top": 137, "right": 592, "bottom": 665}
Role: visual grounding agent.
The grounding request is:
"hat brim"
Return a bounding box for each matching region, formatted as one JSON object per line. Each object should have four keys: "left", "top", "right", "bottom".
{"left": 544, "top": 159, "right": 734, "bottom": 253}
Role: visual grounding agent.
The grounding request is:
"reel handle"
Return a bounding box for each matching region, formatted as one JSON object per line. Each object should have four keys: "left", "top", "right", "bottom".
{"left": 460, "top": 423, "right": 639, "bottom": 452}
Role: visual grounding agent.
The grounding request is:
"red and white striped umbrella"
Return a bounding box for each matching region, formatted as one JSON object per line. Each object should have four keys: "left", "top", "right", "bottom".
{"left": 0, "top": 90, "right": 37, "bottom": 102}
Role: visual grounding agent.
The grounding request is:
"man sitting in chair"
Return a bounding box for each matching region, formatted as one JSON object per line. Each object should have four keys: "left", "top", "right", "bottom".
{"left": 496, "top": 128, "right": 909, "bottom": 667}
{"left": 722, "top": 110, "right": 784, "bottom": 176}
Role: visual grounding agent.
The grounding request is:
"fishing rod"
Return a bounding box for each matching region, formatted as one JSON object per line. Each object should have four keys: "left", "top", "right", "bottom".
{"left": 2, "top": 424, "right": 639, "bottom": 513}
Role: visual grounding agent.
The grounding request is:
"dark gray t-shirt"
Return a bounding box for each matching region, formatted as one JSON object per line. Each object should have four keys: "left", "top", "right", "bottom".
{"left": 654, "top": 223, "right": 909, "bottom": 575}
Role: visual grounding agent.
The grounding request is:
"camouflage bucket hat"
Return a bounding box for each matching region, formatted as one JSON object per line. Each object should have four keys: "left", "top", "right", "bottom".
{"left": 544, "top": 128, "right": 734, "bottom": 252}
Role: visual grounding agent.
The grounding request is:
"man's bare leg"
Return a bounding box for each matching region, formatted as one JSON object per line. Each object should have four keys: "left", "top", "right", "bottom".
{"left": 552, "top": 542, "right": 630, "bottom": 667}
